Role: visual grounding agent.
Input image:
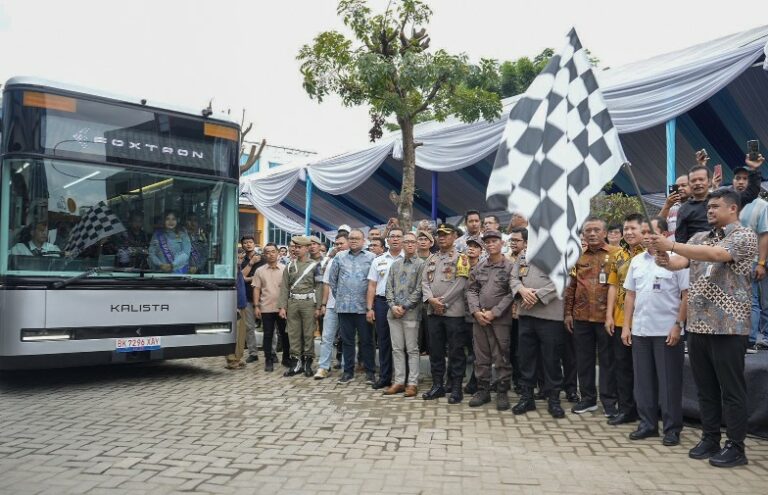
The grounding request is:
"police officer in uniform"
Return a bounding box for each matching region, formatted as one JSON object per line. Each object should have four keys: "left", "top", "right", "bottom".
{"left": 466, "top": 230, "right": 516, "bottom": 410}
{"left": 278, "top": 236, "right": 321, "bottom": 377}
{"left": 422, "top": 223, "right": 471, "bottom": 403}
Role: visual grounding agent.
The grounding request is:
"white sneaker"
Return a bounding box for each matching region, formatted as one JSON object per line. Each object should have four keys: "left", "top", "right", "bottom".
{"left": 314, "top": 368, "right": 329, "bottom": 379}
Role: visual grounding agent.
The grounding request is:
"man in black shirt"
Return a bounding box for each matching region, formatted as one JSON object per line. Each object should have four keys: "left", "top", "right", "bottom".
{"left": 675, "top": 158, "right": 762, "bottom": 243}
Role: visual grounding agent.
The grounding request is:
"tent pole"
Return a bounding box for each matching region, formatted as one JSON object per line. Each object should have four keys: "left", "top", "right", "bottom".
{"left": 431, "top": 171, "right": 438, "bottom": 221}
{"left": 304, "top": 175, "right": 313, "bottom": 236}
{"left": 666, "top": 118, "right": 676, "bottom": 192}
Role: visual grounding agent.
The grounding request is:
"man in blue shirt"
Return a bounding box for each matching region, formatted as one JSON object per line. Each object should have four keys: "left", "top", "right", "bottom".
{"left": 329, "top": 228, "right": 376, "bottom": 384}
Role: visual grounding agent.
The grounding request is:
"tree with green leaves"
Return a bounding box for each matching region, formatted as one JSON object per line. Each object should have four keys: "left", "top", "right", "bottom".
{"left": 297, "top": 0, "right": 502, "bottom": 230}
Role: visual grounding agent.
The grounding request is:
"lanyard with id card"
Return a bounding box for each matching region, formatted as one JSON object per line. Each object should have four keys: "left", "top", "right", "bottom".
{"left": 653, "top": 276, "right": 662, "bottom": 292}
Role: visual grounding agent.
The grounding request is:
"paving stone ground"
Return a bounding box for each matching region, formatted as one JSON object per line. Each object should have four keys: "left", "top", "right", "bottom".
{"left": 1, "top": 356, "right": 766, "bottom": 494}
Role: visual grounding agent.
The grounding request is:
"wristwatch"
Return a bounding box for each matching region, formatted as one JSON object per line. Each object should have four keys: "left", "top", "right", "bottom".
{"left": 367, "top": 307, "right": 374, "bottom": 312}
{"left": 674, "top": 320, "right": 685, "bottom": 329}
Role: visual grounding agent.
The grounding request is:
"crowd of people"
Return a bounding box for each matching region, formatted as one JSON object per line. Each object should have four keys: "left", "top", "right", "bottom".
{"left": 229, "top": 150, "right": 765, "bottom": 470}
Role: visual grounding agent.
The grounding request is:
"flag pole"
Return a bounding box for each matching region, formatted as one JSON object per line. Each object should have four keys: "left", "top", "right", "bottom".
{"left": 622, "top": 161, "right": 656, "bottom": 235}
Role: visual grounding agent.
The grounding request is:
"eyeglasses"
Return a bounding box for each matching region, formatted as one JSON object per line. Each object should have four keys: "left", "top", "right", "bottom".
{"left": 402, "top": 240, "right": 417, "bottom": 244}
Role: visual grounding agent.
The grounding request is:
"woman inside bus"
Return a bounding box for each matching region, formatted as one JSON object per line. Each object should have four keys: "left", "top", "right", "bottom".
{"left": 148, "top": 210, "right": 192, "bottom": 273}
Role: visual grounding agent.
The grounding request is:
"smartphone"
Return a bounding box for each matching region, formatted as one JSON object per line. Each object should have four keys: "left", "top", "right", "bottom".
{"left": 714, "top": 164, "right": 722, "bottom": 178}
{"left": 748, "top": 140, "right": 760, "bottom": 161}
{"left": 668, "top": 184, "right": 679, "bottom": 195}
{"left": 698, "top": 148, "right": 709, "bottom": 160}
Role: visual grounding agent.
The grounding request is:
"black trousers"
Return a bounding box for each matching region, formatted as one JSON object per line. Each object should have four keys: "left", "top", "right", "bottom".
{"left": 339, "top": 313, "right": 376, "bottom": 375}
{"left": 563, "top": 329, "right": 578, "bottom": 394}
{"left": 374, "top": 296, "right": 393, "bottom": 382}
{"left": 613, "top": 326, "right": 636, "bottom": 415}
{"left": 632, "top": 336, "right": 684, "bottom": 435}
{"left": 262, "top": 312, "right": 288, "bottom": 363}
{"left": 688, "top": 333, "right": 748, "bottom": 444}
{"left": 510, "top": 318, "right": 521, "bottom": 385}
{"left": 573, "top": 320, "right": 617, "bottom": 406}
{"left": 518, "top": 316, "right": 565, "bottom": 397}
{"left": 419, "top": 303, "right": 430, "bottom": 354}
{"left": 427, "top": 315, "right": 468, "bottom": 385}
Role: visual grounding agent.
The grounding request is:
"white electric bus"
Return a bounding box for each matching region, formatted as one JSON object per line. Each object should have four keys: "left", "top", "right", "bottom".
{"left": 0, "top": 77, "right": 240, "bottom": 369}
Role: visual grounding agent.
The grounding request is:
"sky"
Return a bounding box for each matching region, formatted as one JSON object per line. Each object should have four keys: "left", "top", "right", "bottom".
{"left": 0, "top": 0, "right": 763, "bottom": 156}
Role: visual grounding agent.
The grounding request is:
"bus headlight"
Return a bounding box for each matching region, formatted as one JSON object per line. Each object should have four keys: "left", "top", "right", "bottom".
{"left": 195, "top": 324, "right": 231, "bottom": 334}
{"left": 21, "top": 329, "right": 73, "bottom": 341}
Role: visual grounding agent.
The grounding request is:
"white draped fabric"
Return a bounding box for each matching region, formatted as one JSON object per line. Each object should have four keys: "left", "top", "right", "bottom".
{"left": 308, "top": 140, "right": 394, "bottom": 194}
{"left": 242, "top": 25, "right": 768, "bottom": 234}
{"left": 601, "top": 25, "right": 768, "bottom": 133}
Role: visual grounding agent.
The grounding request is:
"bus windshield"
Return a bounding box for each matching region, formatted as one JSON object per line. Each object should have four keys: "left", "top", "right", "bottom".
{"left": 1, "top": 158, "right": 237, "bottom": 278}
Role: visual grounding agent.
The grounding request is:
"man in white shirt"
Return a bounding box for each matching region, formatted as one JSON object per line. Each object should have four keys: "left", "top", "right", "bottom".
{"left": 11, "top": 221, "right": 61, "bottom": 256}
{"left": 366, "top": 228, "right": 404, "bottom": 389}
{"left": 622, "top": 221, "right": 689, "bottom": 447}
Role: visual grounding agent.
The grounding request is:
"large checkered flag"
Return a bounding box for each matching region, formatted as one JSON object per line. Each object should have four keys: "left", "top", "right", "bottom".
{"left": 487, "top": 28, "right": 625, "bottom": 296}
{"left": 64, "top": 202, "right": 126, "bottom": 257}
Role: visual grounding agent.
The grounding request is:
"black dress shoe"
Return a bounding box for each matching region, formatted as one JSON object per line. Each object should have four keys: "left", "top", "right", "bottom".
{"left": 283, "top": 358, "right": 302, "bottom": 377}
{"left": 303, "top": 357, "right": 314, "bottom": 377}
{"left": 264, "top": 360, "right": 274, "bottom": 372}
{"left": 629, "top": 427, "right": 659, "bottom": 440}
{"left": 662, "top": 432, "right": 680, "bottom": 446}
{"left": 607, "top": 412, "right": 639, "bottom": 426}
{"left": 422, "top": 384, "right": 446, "bottom": 400}
{"left": 709, "top": 441, "right": 748, "bottom": 468}
{"left": 372, "top": 380, "right": 391, "bottom": 390}
{"left": 547, "top": 401, "right": 565, "bottom": 419}
{"left": 689, "top": 438, "right": 721, "bottom": 460}
{"left": 512, "top": 397, "right": 536, "bottom": 415}
{"left": 565, "top": 391, "right": 580, "bottom": 403}
{"left": 246, "top": 355, "right": 259, "bottom": 363}
{"left": 447, "top": 384, "right": 463, "bottom": 404}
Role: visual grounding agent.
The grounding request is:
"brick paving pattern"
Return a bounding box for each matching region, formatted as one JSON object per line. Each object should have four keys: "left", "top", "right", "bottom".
{"left": 1, "top": 357, "right": 766, "bottom": 494}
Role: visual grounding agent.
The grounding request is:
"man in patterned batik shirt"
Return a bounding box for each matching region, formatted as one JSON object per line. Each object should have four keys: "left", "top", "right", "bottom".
{"left": 652, "top": 188, "right": 757, "bottom": 468}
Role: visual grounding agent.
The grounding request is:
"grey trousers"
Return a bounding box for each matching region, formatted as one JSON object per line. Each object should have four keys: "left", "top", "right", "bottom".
{"left": 388, "top": 315, "right": 420, "bottom": 386}
{"left": 632, "top": 335, "right": 684, "bottom": 435}
{"left": 473, "top": 322, "right": 512, "bottom": 384}
{"left": 243, "top": 304, "right": 258, "bottom": 357}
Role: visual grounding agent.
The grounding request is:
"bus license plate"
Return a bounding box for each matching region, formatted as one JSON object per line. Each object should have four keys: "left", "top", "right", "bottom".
{"left": 115, "top": 336, "right": 162, "bottom": 352}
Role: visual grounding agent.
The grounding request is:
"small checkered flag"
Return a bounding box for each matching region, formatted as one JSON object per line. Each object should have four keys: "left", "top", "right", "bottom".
{"left": 64, "top": 201, "right": 126, "bottom": 257}
{"left": 487, "top": 28, "right": 625, "bottom": 296}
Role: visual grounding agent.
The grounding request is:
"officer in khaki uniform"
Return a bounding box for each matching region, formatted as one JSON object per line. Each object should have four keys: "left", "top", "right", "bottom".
{"left": 422, "top": 223, "right": 471, "bottom": 403}
{"left": 466, "top": 230, "right": 516, "bottom": 411}
{"left": 278, "top": 236, "right": 321, "bottom": 377}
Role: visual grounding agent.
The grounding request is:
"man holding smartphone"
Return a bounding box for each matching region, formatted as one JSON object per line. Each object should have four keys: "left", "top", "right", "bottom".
{"left": 659, "top": 176, "right": 690, "bottom": 235}
{"left": 675, "top": 153, "right": 762, "bottom": 244}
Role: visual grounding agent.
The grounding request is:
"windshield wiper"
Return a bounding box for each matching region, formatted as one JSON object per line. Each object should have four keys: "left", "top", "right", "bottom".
{"left": 51, "top": 266, "right": 150, "bottom": 289}
{"left": 159, "top": 276, "right": 220, "bottom": 290}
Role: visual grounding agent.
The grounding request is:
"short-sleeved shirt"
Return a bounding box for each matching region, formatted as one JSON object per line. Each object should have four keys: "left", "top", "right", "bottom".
{"left": 564, "top": 244, "right": 620, "bottom": 323}
{"left": 686, "top": 222, "right": 757, "bottom": 336}
{"left": 367, "top": 251, "right": 403, "bottom": 296}
{"left": 739, "top": 197, "right": 768, "bottom": 239}
{"left": 252, "top": 264, "right": 285, "bottom": 313}
{"left": 607, "top": 244, "right": 645, "bottom": 326}
{"left": 623, "top": 252, "right": 689, "bottom": 337}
